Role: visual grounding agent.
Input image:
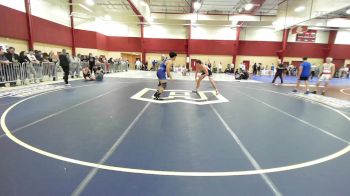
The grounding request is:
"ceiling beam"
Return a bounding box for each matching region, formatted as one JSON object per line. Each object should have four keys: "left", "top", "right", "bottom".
{"left": 126, "top": 0, "right": 143, "bottom": 21}
{"left": 249, "top": 0, "right": 267, "bottom": 15}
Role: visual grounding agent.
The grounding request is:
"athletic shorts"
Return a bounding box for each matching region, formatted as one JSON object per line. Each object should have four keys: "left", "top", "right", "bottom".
{"left": 83, "top": 73, "right": 91, "bottom": 79}
{"left": 319, "top": 74, "right": 331, "bottom": 82}
{"left": 157, "top": 70, "right": 166, "bottom": 80}
{"left": 299, "top": 76, "right": 309, "bottom": 81}
{"left": 201, "top": 69, "right": 213, "bottom": 77}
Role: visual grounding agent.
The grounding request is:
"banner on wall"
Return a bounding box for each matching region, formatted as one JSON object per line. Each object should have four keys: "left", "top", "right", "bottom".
{"left": 295, "top": 30, "right": 317, "bottom": 43}
{"left": 291, "top": 26, "right": 308, "bottom": 34}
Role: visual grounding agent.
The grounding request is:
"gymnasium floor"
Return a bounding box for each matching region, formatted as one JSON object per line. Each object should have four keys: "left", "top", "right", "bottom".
{"left": 1, "top": 73, "right": 350, "bottom": 196}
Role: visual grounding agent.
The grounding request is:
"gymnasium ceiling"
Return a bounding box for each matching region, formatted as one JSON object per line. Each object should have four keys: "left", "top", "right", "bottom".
{"left": 68, "top": 0, "right": 350, "bottom": 29}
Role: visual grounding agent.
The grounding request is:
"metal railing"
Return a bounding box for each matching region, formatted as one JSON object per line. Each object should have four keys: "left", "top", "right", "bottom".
{"left": 110, "top": 62, "right": 128, "bottom": 73}
{"left": 1, "top": 61, "right": 130, "bottom": 87}
{"left": 0, "top": 62, "right": 24, "bottom": 85}
{"left": 1, "top": 61, "right": 63, "bottom": 86}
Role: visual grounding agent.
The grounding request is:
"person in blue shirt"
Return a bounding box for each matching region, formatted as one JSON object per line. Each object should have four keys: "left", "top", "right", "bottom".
{"left": 153, "top": 51, "right": 177, "bottom": 100}
{"left": 293, "top": 57, "right": 311, "bottom": 94}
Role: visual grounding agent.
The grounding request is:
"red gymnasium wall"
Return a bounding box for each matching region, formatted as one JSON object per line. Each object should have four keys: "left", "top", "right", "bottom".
{"left": 238, "top": 41, "right": 281, "bottom": 56}
{"left": 143, "top": 38, "right": 187, "bottom": 53}
{"left": 1, "top": 4, "right": 350, "bottom": 58}
{"left": 31, "top": 16, "right": 72, "bottom": 47}
{"left": 0, "top": 5, "right": 28, "bottom": 40}
{"left": 189, "top": 40, "right": 235, "bottom": 55}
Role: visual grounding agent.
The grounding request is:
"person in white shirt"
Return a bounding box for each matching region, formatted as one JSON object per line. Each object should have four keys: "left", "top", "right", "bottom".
{"left": 313, "top": 57, "right": 335, "bottom": 95}
{"left": 26, "top": 50, "right": 40, "bottom": 63}
{"left": 240, "top": 62, "right": 246, "bottom": 71}
{"left": 26, "top": 50, "right": 38, "bottom": 83}
{"left": 218, "top": 62, "right": 222, "bottom": 73}
{"left": 136, "top": 59, "right": 142, "bottom": 70}
{"left": 70, "top": 54, "right": 81, "bottom": 78}
{"left": 270, "top": 63, "right": 275, "bottom": 75}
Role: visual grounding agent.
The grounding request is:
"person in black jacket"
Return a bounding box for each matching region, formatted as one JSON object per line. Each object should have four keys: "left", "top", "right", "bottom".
{"left": 19, "top": 51, "right": 30, "bottom": 64}
{"left": 252, "top": 63, "right": 257, "bottom": 75}
{"left": 88, "top": 53, "right": 96, "bottom": 73}
{"left": 59, "top": 49, "right": 70, "bottom": 86}
{"left": 272, "top": 59, "right": 284, "bottom": 84}
{"left": 5, "top": 47, "right": 19, "bottom": 63}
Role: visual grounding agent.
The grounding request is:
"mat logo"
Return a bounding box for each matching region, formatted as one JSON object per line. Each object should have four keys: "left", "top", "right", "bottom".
{"left": 131, "top": 88, "right": 229, "bottom": 105}
{"left": 0, "top": 85, "right": 64, "bottom": 98}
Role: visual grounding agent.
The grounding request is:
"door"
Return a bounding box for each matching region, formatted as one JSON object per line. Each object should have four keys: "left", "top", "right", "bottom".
{"left": 191, "top": 59, "right": 198, "bottom": 71}
{"left": 121, "top": 53, "right": 140, "bottom": 70}
{"left": 243, "top": 60, "right": 250, "bottom": 71}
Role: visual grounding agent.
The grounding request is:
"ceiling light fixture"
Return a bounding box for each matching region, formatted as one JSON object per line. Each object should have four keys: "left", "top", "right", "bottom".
{"left": 346, "top": 9, "right": 350, "bottom": 14}
{"left": 104, "top": 15, "right": 111, "bottom": 21}
{"left": 244, "top": 4, "right": 254, "bottom": 11}
{"left": 85, "top": 0, "right": 95, "bottom": 6}
{"left": 193, "top": 1, "right": 201, "bottom": 10}
{"left": 294, "top": 6, "right": 305, "bottom": 12}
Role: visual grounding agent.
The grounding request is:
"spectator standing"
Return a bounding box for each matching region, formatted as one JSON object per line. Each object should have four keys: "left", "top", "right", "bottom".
{"left": 252, "top": 63, "right": 257, "bottom": 75}
{"left": 208, "top": 60, "right": 212, "bottom": 69}
{"left": 35, "top": 51, "right": 43, "bottom": 62}
{"left": 26, "top": 50, "right": 39, "bottom": 83}
{"left": 0, "top": 47, "right": 10, "bottom": 84}
{"left": 272, "top": 59, "right": 284, "bottom": 84}
{"left": 218, "top": 62, "right": 222, "bottom": 73}
{"left": 240, "top": 62, "right": 246, "bottom": 71}
{"left": 257, "top": 63, "right": 262, "bottom": 75}
{"left": 88, "top": 53, "right": 96, "bottom": 73}
{"left": 310, "top": 64, "right": 317, "bottom": 80}
{"left": 19, "top": 51, "right": 29, "bottom": 64}
{"left": 271, "top": 63, "right": 275, "bottom": 75}
{"left": 144, "top": 61, "right": 148, "bottom": 70}
{"left": 5, "top": 47, "right": 19, "bottom": 63}
{"left": 59, "top": 49, "right": 71, "bottom": 86}
{"left": 126, "top": 60, "right": 130, "bottom": 70}
{"left": 49, "top": 51, "right": 59, "bottom": 81}
{"left": 70, "top": 54, "right": 81, "bottom": 78}
{"left": 136, "top": 59, "right": 142, "bottom": 70}
{"left": 27, "top": 50, "right": 39, "bottom": 63}
{"left": 0, "top": 47, "right": 9, "bottom": 63}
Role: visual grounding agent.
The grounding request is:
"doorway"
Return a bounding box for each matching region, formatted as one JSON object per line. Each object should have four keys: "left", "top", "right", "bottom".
{"left": 191, "top": 59, "right": 198, "bottom": 71}
{"left": 121, "top": 53, "right": 141, "bottom": 70}
{"left": 243, "top": 60, "right": 250, "bottom": 70}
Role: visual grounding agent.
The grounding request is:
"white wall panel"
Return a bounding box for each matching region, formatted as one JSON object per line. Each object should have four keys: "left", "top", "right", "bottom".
{"left": 75, "top": 19, "right": 141, "bottom": 37}
{"left": 191, "top": 26, "right": 236, "bottom": 40}
{"left": 30, "top": 0, "right": 70, "bottom": 26}
{"left": 0, "top": 0, "right": 25, "bottom": 12}
{"left": 335, "top": 30, "right": 350, "bottom": 45}
{"left": 315, "top": 30, "right": 329, "bottom": 44}
{"left": 144, "top": 24, "right": 187, "bottom": 39}
{"left": 240, "top": 27, "right": 282, "bottom": 42}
